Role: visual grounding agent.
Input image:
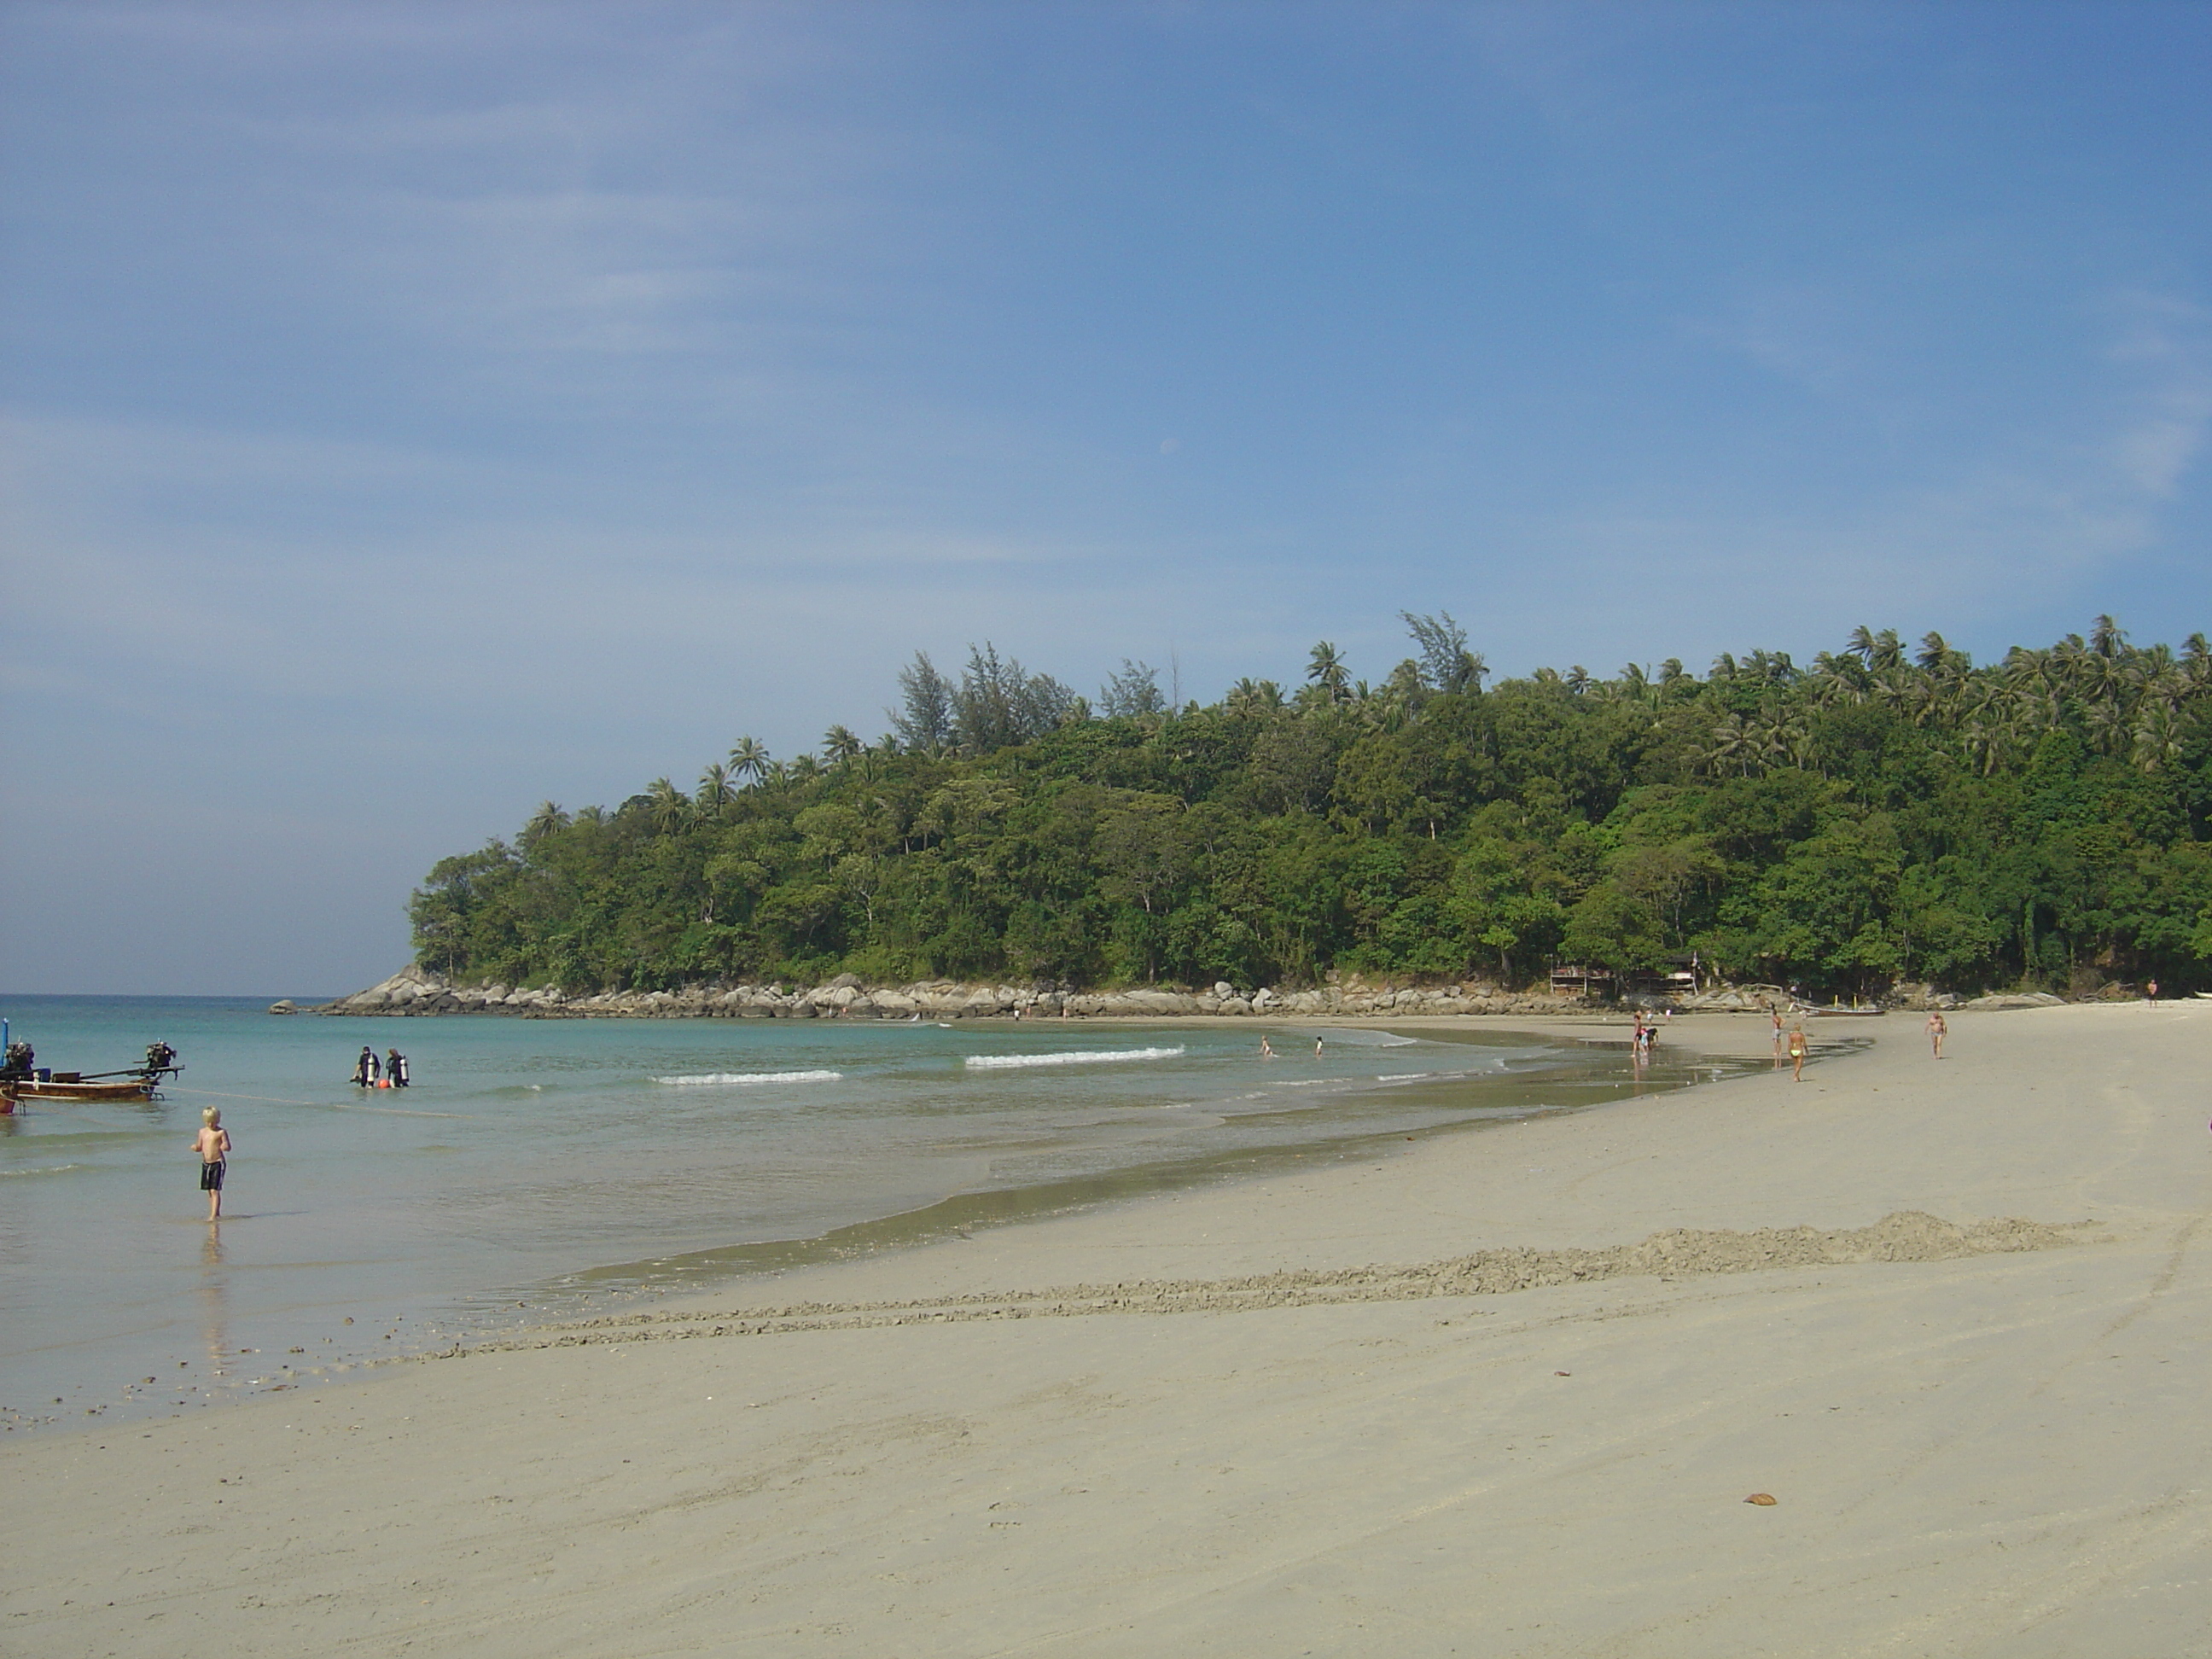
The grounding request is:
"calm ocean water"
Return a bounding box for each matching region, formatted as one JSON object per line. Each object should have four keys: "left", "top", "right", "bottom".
{"left": 0, "top": 994, "right": 1737, "bottom": 1432}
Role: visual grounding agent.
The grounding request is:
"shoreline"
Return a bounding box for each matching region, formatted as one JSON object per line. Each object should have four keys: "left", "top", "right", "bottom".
{"left": 15, "top": 1002, "right": 2207, "bottom": 1656}
{"left": 547, "top": 1016, "right": 1793, "bottom": 1305}
{"left": 5, "top": 1015, "right": 1760, "bottom": 1435}
{"left": 296, "top": 961, "right": 1891, "bottom": 1021}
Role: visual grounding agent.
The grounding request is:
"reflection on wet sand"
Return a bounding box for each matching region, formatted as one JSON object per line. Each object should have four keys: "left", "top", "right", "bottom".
{"left": 199, "top": 1225, "right": 231, "bottom": 1386}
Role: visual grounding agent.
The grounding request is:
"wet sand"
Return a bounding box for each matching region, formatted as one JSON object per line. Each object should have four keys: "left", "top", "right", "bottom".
{"left": 9, "top": 1003, "right": 2209, "bottom": 1656}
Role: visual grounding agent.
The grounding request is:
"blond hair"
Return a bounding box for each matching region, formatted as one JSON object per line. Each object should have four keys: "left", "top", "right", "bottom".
{"left": 202, "top": 1106, "right": 221, "bottom": 1126}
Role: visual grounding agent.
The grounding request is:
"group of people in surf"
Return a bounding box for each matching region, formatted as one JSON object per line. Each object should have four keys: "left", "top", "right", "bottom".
{"left": 353, "top": 1045, "right": 410, "bottom": 1089}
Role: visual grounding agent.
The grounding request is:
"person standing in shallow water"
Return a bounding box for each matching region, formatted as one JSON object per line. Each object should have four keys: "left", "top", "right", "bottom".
{"left": 386, "top": 1049, "right": 409, "bottom": 1088}
{"left": 353, "top": 1046, "right": 378, "bottom": 1087}
{"left": 191, "top": 1107, "right": 230, "bottom": 1221}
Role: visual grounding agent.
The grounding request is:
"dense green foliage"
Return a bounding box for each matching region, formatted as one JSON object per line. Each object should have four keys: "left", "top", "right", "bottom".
{"left": 411, "top": 619, "right": 2212, "bottom": 998}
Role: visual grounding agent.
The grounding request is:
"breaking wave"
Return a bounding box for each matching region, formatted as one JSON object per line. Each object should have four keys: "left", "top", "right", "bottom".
{"left": 652, "top": 1069, "right": 844, "bottom": 1087}
{"left": 964, "top": 1046, "right": 1186, "bottom": 1071}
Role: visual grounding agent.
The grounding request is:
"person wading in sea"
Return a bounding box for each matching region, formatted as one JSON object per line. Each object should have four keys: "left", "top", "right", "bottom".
{"left": 191, "top": 1108, "right": 231, "bottom": 1221}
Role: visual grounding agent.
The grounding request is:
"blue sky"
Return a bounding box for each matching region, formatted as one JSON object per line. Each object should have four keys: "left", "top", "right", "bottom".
{"left": 3, "top": 2, "right": 2208, "bottom": 994}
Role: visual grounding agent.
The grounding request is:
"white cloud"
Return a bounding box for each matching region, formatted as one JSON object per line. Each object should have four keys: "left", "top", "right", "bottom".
{"left": 2102, "top": 292, "right": 2210, "bottom": 498}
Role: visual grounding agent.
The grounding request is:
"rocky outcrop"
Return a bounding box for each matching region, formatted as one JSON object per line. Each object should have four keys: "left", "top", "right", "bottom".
{"left": 1674, "top": 983, "right": 1798, "bottom": 1013}
{"left": 306, "top": 966, "right": 1601, "bottom": 1020}
{"left": 323, "top": 963, "right": 2087, "bottom": 1021}
{"left": 1880, "top": 982, "right": 1967, "bottom": 1011}
{"left": 316, "top": 966, "right": 570, "bottom": 1016}
{"left": 1959, "top": 991, "right": 2067, "bottom": 1010}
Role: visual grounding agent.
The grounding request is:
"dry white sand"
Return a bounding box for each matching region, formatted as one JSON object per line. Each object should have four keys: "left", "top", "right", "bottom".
{"left": 9, "top": 1003, "right": 2209, "bottom": 1656}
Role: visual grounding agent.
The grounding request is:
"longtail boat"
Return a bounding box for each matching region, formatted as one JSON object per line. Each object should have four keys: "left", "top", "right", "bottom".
{"left": 2, "top": 1075, "right": 160, "bottom": 1103}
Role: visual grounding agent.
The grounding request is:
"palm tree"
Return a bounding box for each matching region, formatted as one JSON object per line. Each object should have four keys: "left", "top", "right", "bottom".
{"left": 522, "top": 800, "right": 569, "bottom": 846}
{"left": 645, "top": 777, "right": 690, "bottom": 834}
{"left": 2182, "top": 633, "right": 2210, "bottom": 687}
{"left": 1807, "top": 652, "right": 1870, "bottom": 706}
{"left": 696, "top": 763, "right": 736, "bottom": 814}
{"left": 822, "top": 725, "right": 864, "bottom": 768}
{"left": 1306, "top": 642, "right": 1351, "bottom": 703}
{"left": 2081, "top": 696, "right": 2130, "bottom": 757}
{"left": 1703, "top": 713, "right": 1749, "bottom": 776}
{"left": 726, "top": 736, "right": 771, "bottom": 789}
{"left": 1958, "top": 716, "right": 2003, "bottom": 777}
{"left": 2001, "top": 645, "right": 2052, "bottom": 691}
{"left": 2001, "top": 680, "right": 2059, "bottom": 739}
{"left": 1754, "top": 716, "right": 1810, "bottom": 771}
{"left": 2132, "top": 703, "right": 2185, "bottom": 772}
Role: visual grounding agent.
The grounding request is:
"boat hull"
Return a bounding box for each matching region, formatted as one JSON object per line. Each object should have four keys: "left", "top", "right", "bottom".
{"left": 2, "top": 1080, "right": 158, "bottom": 1103}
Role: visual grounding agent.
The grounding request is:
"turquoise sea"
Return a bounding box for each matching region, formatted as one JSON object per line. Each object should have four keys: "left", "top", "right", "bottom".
{"left": 0, "top": 995, "right": 1739, "bottom": 1432}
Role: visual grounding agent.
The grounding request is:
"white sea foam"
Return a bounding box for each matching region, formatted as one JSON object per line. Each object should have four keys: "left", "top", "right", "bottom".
{"left": 964, "top": 1046, "right": 1185, "bottom": 1071}
{"left": 1374, "top": 1072, "right": 1436, "bottom": 1082}
{"left": 652, "top": 1069, "right": 844, "bottom": 1087}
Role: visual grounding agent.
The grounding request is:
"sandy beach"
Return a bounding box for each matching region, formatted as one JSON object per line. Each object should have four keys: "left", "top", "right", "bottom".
{"left": 9, "top": 1002, "right": 2209, "bottom": 1656}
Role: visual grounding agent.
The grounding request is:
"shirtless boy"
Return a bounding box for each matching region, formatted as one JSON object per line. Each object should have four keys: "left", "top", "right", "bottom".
{"left": 1926, "top": 1010, "right": 1947, "bottom": 1059}
{"left": 191, "top": 1107, "right": 231, "bottom": 1220}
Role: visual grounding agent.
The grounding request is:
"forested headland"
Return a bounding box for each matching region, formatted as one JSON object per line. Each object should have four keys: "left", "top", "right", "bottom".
{"left": 409, "top": 615, "right": 2212, "bottom": 1000}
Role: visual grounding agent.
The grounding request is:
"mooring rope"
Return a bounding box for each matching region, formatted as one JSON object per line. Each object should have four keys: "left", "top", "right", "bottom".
{"left": 166, "top": 1085, "right": 461, "bottom": 1118}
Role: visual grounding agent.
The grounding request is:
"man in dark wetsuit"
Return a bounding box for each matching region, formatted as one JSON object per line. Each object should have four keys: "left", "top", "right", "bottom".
{"left": 385, "top": 1049, "right": 409, "bottom": 1088}
{"left": 354, "top": 1046, "right": 379, "bottom": 1087}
